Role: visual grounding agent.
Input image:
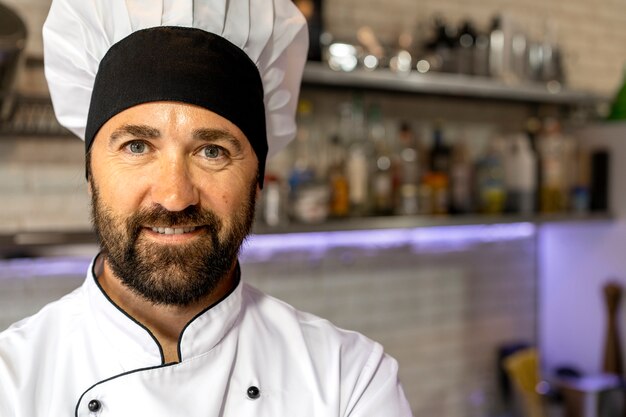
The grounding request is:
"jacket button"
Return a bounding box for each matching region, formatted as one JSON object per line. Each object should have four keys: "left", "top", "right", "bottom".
{"left": 247, "top": 386, "right": 260, "bottom": 400}
{"left": 88, "top": 399, "right": 102, "bottom": 412}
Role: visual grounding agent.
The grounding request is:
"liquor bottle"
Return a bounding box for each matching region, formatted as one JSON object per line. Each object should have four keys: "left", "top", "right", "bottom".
{"left": 571, "top": 146, "right": 591, "bottom": 214}
{"left": 420, "top": 120, "right": 451, "bottom": 214}
{"left": 473, "top": 27, "right": 490, "bottom": 77}
{"left": 504, "top": 134, "right": 536, "bottom": 214}
{"left": 608, "top": 65, "right": 626, "bottom": 120}
{"left": 396, "top": 122, "right": 421, "bottom": 215}
{"left": 475, "top": 137, "right": 506, "bottom": 214}
{"left": 288, "top": 100, "right": 329, "bottom": 223}
{"left": 456, "top": 20, "right": 476, "bottom": 75}
{"left": 327, "top": 135, "right": 350, "bottom": 217}
{"left": 524, "top": 117, "right": 543, "bottom": 211}
{"left": 537, "top": 118, "right": 566, "bottom": 213}
{"left": 345, "top": 96, "right": 372, "bottom": 216}
{"left": 423, "top": 15, "right": 456, "bottom": 73}
{"left": 428, "top": 120, "right": 451, "bottom": 214}
{"left": 430, "top": 120, "right": 451, "bottom": 175}
{"left": 450, "top": 138, "right": 473, "bottom": 214}
{"left": 369, "top": 105, "right": 395, "bottom": 215}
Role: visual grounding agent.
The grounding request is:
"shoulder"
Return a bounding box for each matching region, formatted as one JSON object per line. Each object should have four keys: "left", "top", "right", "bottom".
{"left": 241, "top": 282, "right": 375, "bottom": 351}
{"left": 0, "top": 283, "right": 86, "bottom": 383}
{"left": 240, "top": 283, "right": 412, "bottom": 416}
{"left": 0, "top": 282, "right": 85, "bottom": 341}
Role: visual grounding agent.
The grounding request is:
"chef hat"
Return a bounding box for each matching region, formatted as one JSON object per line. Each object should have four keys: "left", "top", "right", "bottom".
{"left": 43, "top": 0, "right": 308, "bottom": 184}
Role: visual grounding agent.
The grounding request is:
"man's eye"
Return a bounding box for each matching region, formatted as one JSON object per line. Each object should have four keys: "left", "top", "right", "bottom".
{"left": 127, "top": 141, "right": 147, "bottom": 154}
{"left": 203, "top": 145, "right": 224, "bottom": 159}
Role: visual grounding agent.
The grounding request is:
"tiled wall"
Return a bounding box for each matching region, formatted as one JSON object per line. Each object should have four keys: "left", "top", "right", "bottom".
{"left": 0, "top": 230, "right": 537, "bottom": 417}
{"left": 0, "top": 137, "right": 89, "bottom": 233}
{"left": 4, "top": 0, "right": 626, "bottom": 95}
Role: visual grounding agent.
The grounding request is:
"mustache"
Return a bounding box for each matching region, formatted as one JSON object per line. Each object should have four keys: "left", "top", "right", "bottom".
{"left": 126, "top": 205, "right": 222, "bottom": 240}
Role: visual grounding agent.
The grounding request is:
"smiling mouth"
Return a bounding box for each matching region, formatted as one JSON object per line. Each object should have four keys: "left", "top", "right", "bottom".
{"left": 149, "top": 226, "right": 198, "bottom": 235}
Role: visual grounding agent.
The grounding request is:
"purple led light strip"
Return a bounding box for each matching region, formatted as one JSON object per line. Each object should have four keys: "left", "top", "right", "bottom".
{"left": 0, "top": 223, "right": 536, "bottom": 278}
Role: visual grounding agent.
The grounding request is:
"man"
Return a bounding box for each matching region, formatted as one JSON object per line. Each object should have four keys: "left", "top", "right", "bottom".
{"left": 0, "top": 0, "right": 413, "bottom": 416}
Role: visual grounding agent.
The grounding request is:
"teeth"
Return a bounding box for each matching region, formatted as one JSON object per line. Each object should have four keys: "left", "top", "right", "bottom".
{"left": 150, "top": 226, "right": 196, "bottom": 235}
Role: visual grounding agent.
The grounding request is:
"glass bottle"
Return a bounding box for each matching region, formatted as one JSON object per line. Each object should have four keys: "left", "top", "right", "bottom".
{"left": 345, "top": 96, "right": 372, "bottom": 216}
{"left": 475, "top": 137, "right": 506, "bottom": 214}
{"left": 396, "top": 122, "right": 421, "bottom": 215}
{"left": 504, "top": 134, "right": 536, "bottom": 214}
{"left": 538, "top": 118, "right": 566, "bottom": 213}
{"left": 328, "top": 135, "right": 350, "bottom": 217}
{"left": 450, "top": 138, "right": 473, "bottom": 214}
{"left": 428, "top": 120, "right": 451, "bottom": 214}
{"left": 288, "top": 100, "right": 329, "bottom": 223}
{"left": 369, "top": 104, "right": 395, "bottom": 216}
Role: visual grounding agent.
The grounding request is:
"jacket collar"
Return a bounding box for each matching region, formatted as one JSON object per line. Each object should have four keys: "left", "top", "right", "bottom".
{"left": 84, "top": 254, "right": 243, "bottom": 369}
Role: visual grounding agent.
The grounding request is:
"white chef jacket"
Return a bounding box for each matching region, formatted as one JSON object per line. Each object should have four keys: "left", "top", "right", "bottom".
{"left": 0, "top": 255, "right": 413, "bottom": 416}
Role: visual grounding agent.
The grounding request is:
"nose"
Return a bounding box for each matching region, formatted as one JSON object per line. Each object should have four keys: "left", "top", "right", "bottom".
{"left": 151, "top": 157, "right": 200, "bottom": 212}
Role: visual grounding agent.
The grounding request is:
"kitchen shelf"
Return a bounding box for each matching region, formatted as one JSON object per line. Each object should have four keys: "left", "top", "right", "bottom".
{"left": 252, "top": 212, "right": 612, "bottom": 234}
{"left": 0, "top": 212, "right": 612, "bottom": 255}
{"left": 302, "top": 61, "right": 608, "bottom": 107}
{"left": 0, "top": 94, "right": 73, "bottom": 137}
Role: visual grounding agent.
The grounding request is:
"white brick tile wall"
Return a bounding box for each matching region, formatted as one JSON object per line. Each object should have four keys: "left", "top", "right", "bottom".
{"left": 0, "top": 235, "right": 537, "bottom": 417}
{"left": 241, "top": 238, "right": 537, "bottom": 416}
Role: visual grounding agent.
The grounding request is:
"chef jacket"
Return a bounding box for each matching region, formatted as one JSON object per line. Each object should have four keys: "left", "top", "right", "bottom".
{"left": 0, "top": 255, "right": 413, "bottom": 416}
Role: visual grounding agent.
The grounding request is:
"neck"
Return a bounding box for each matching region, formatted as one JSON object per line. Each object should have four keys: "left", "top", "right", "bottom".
{"left": 96, "top": 255, "right": 239, "bottom": 363}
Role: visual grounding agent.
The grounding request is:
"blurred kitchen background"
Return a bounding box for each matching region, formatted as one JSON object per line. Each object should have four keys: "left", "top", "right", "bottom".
{"left": 1, "top": 0, "right": 626, "bottom": 416}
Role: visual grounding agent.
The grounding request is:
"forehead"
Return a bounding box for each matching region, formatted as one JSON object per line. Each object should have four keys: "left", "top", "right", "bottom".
{"left": 93, "top": 101, "right": 251, "bottom": 147}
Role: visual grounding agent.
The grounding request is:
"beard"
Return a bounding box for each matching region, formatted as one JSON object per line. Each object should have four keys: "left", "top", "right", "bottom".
{"left": 89, "top": 177, "right": 257, "bottom": 307}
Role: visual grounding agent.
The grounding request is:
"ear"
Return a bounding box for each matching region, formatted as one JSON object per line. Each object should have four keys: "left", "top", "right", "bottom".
{"left": 87, "top": 178, "right": 93, "bottom": 196}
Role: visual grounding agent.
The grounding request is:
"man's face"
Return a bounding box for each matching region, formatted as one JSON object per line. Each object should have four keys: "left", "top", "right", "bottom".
{"left": 88, "top": 101, "right": 259, "bottom": 306}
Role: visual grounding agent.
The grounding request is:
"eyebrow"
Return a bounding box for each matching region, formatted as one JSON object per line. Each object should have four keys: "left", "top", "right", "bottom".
{"left": 193, "top": 128, "right": 244, "bottom": 153}
{"left": 109, "top": 124, "right": 161, "bottom": 145}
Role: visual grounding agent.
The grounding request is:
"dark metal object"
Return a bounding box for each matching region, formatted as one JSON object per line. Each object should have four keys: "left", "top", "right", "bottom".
{"left": 0, "top": 2, "right": 27, "bottom": 122}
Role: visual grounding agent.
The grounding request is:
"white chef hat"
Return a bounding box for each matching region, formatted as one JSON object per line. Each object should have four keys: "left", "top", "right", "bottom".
{"left": 43, "top": 0, "right": 308, "bottom": 183}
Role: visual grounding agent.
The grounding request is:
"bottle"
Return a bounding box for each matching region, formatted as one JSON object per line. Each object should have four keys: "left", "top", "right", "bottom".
{"left": 488, "top": 14, "right": 513, "bottom": 81}
{"left": 537, "top": 118, "right": 566, "bottom": 213}
{"left": 423, "top": 15, "right": 456, "bottom": 73}
{"left": 288, "top": 100, "right": 329, "bottom": 223}
{"left": 488, "top": 16, "right": 505, "bottom": 79}
{"left": 473, "top": 26, "right": 490, "bottom": 77}
{"left": 396, "top": 122, "right": 421, "bottom": 215}
{"left": 430, "top": 120, "right": 451, "bottom": 175}
{"left": 327, "top": 135, "right": 350, "bottom": 217}
{"left": 456, "top": 20, "right": 476, "bottom": 75}
{"left": 369, "top": 105, "right": 395, "bottom": 215}
{"left": 571, "top": 146, "right": 591, "bottom": 214}
{"left": 430, "top": 172, "right": 449, "bottom": 215}
{"left": 428, "top": 120, "right": 451, "bottom": 214}
{"left": 450, "top": 138, "right": 473, "bottom": 214}
{"left": 345, "top": 96, "right": 372, "bottom": 216}
{"left": 475, "top": 137, "right": 506, "bottom": 214}
{"left": 608, "top": 65, "right": 626, "bottom": 120}
{"left": 524, "top": 117, "right": 543, "bottom": 211}
{"left": 260, "top": 173, "right": 288, "bottom": 227}
{"left": 504, "top": 134, "right": 536, "bottom": 214}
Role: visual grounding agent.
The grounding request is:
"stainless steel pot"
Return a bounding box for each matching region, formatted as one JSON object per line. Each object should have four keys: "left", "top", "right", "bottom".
{"left": 0, "top": 2, "right": 27, "bottom": 122}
